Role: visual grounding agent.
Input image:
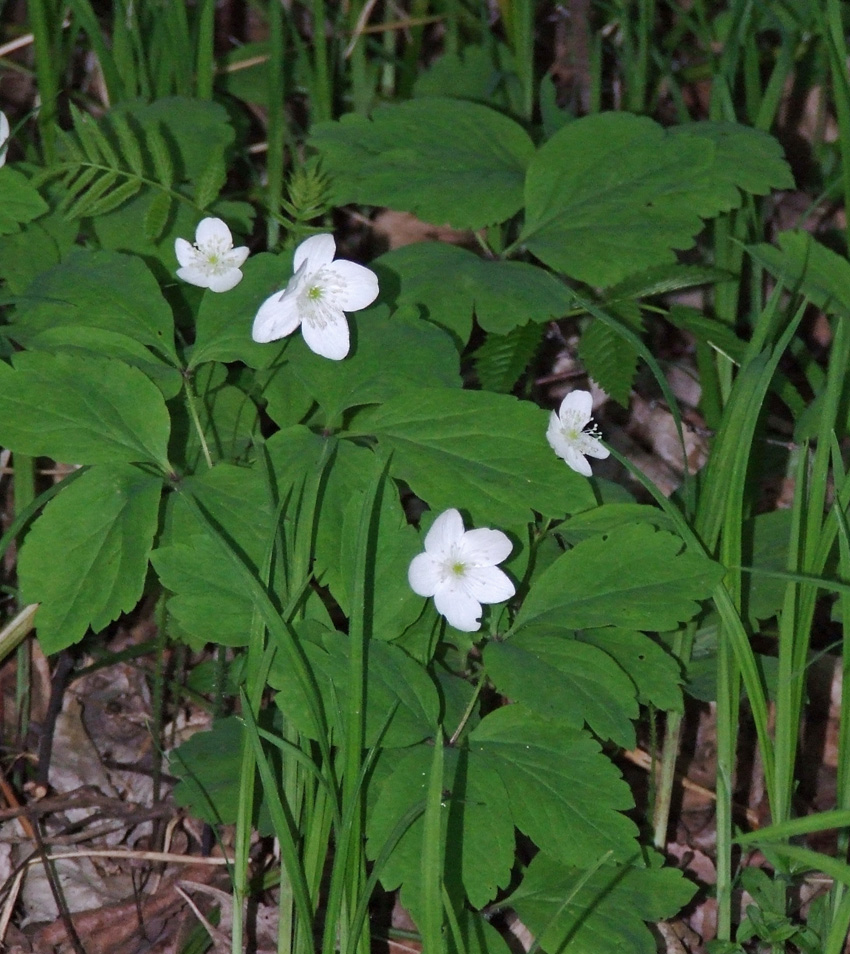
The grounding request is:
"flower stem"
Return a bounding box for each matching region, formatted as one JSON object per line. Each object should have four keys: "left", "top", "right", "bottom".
{"left": 184, "top": 376, "right": 213, "bottom": 470}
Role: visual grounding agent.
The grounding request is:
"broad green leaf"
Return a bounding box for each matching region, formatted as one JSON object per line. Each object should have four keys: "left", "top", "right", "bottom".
{"left": 515, "top": 523, "right": 722, "bottom": 633}
{"left": 0, "top": 166, "right": 49, "bottom": 235}
{"left": 743, "top": 509, "right": 792, "bottom": 624}
{"left": 10, "top": 249, "right": 178, "bottom": 363}
{"left": 285, "top": 304, "right": 460, "bottom": 421}
{"left": 374, "top": 242, "right": 571, "bottom": 346}
{"left": 506, "top": 851, "right": 696, "bottom": 954}
{"left": 357, "top": 388, "right": 596, "bottom": 525}
{"left": 485, "top": 634, "right": 638, "bottom": 746}
{"left": 0, "top": 352, "right": 172, "bottom": 470}
{"left": 522, "top": 113, "right": 791, "bottom": 287}
{"left": 0, "top": 212, "right": 77, "bottom": 295}
{"left": 190, "top": 252, "right": 291, "bottom": 369}
{"left": 311, "top": 98, "right": 534, "bottom": 230}
{"left": 171, "top": 716, "right": 244, "bottom": 824}
{"left": 413, "top": 42, "right": 521, "bottom": 116}
{"left": 269, "top": 623, "right": 439, "bottom": 748}
{"left": 366, "top": 744, "right": 515, "bottom": 913}
{"left": 470, "top": 705, "right": 639, "bottom": 865}
{"left": 749, "top": 230, "right": 850, "bottom": 319}
{"left": 19, "top": 464, "right": 162, "bottom": 653}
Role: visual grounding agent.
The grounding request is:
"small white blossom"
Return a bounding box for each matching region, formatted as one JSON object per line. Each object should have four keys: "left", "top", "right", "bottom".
{"left": 251, "top": 233, "right": 379, "bottom": 360}
{"left": 175, "top": 217, "right": 249, "bottom": 292}
{"left": 546, "top": 389, "right": 610, "bottom": 477}
{"left": 0, "top": 111, "right": 9, "bottom": 168}
{"left": 408, "top": 508, "right": 515, "bottom": 632}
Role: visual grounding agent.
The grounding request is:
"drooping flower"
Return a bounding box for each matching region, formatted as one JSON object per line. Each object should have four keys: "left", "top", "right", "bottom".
{"left": 546, "top": 389, "right": 610, "bottom": 477}
{"left": 0, "top": 111, "right": 9, "bottom": 168}
{"left": 251, "top": 233, "right": 379, "bottom": 360}
{"left": 175, "top": 217, "right": 249, "bottom": 292}
{"left": 408, "top": 508, "right": 515, "bottom": 632}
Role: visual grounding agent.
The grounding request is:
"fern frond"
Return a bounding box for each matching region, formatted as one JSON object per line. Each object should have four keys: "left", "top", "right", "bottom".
{"left": 58, "top": 166, "right": 102, "bottom": 214}
{"left": 147, "top": 124, "right": 174, "bottom": 188}
{"left": 144, "top": 191, "right": 173, "bottom": 240}
{"left": 194, "top": 155, "right": 227, "bottom": 210}
{"left": 83, "top": 178, "right": 143, "bottom": 217}
{"left": 108, "top": 112, "right": 145, "bottom": 177}
{"left": 66, "top": 171, "right": 120, "bottom": 219}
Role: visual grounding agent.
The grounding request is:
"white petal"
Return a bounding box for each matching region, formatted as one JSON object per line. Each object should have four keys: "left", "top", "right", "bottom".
{"left": 174, "top": 237, "right": 196, "bottom": 268}
{"left": 301, "top": 306, "right": 350, "bottom": 359}
{"left": 195, "top": 216, "right": 232, "bottom": 247}
{"left": 575, "top": 433, "right": 610, "bottom": 461}
{"left": 294, "top": 233, "right": 336, "bottom": 273}
{"left": 227, "top": 245, "right": 250, "bottom": 268}
{"left": 328, "top": 260, "right": 380, "bottom": 311}
{"left": 423, "top": 509, "right": 465, "bottom": 558}
{"left": 460, "top": 528, "right": 513, "bottom": 566}
{"left": 558, "top": 390, "right": 593, "bottom": 428}
{"left": 0, "top": 111, "right": 9, "bottom": 168}
{"left": 434, "top": 581, "right": 482, "bottom": 632}
{"left": 176, "top": 264, "right": 212, "bottom": 289}
{"left": 462, "top": 565, "right": 515, "bottom": 604}
{"left": 206, "top": 268, "right": 243, "bottom": 293}
{"left": 408, "top": 553, "right": 442, "bottom": 597}
{"left": 562, "top": 444, "right": 593, "bottom": 477}
{"left": 252, "top": 288, "right": 301, "bottom": 343}
{"left": 546, "top": 418, "right": 575, "bottom": 461}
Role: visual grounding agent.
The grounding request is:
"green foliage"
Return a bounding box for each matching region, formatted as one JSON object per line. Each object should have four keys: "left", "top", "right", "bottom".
{"left": 0, "top": 166, "right": 49, "bottom": 235}
{"left": 474, "top": 322, "right": 542, "bottom": 393}
{"left": 311, "top": 98, "right": 535, "bottom": 229}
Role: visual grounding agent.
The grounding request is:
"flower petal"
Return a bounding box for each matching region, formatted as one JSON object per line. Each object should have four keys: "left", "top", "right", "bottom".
{"left": 328, "top": 260, "right": 380, "bottom": 311}
{"left": 252, "top": 288, "right": 302, "bottom": 343}
{"left": 558, "top": 389, "right": 593, "bottom": 428}
{"left": 562, "top": 443, "right": 593, "bottom": 477}
{"left": 226, "top": 246, "right": 250, "bottom": 268}
{"left": 206, "top": 269, "right": 244, "bottom": 293}
{"left": 176, "top": 264, "right": 212, "bottom": 289}
{"left": 462, "top": 565, "right": 515, "bottom": 604}
{"left": 408, "top": 553, "right": 442, "bottom": 597}
{"left": 575, "top": 433, "right": 610, "bottom": 461}
{"left": 301, "top": 306, "right": 350, "bottom": 359}
{"left": 434, "top": 580, "right": 483, "bottom": 632}
{"left": 423, "top": 509, "right": 465, "bottom": 558}
{"left": 0, "top": 111, "right": 9, "bottom": 168}
{"left": 195, "top": 216, "right": 232, "bottom": 247}
{"left": 460, "top": 528, "right": 513, "bottom": 567}
{"left": 294, "top": 233, "right": 336, "bottom": 273}
{"left": 174, "top": 237, "right": 196, "bottom": 268}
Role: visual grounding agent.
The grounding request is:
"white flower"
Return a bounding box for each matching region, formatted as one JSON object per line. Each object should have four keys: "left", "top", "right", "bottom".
{"left": 0, "top": 111, "right": 9, "bottom": 168}
{"left": 251, "top": 233, "right": 379, "bottom": 360}
{"left": 408, "top": 509, "right": 515, "bottom": 632}
{"left": 546, "top": 389, "right": 610, "bottom": 477}
{"left": 175, "top": 217, "right": 249, "bottom": 292}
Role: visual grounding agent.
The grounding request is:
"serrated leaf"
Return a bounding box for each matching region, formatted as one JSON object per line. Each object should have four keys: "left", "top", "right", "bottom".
{"left": 311, "top": 98, "right": 534, "bottom": 230}
{"left": 65, "top": 170, "right": 120, "bottom": 219}
{"left": 11, "top": 249, "right": 178, "bottom": 362}
{"left": 108, "top": 112, "right": 144, "bottom": 176}
{"left": 0, "top": 352, "right": 172, "bottom": 470}
{"left": 58, "top": 166, "right": 101, "bottom": 216}
{"left": 194, "top": 154, "right": 227, "bottom": 209}
{"left": 607, "top": 263, "right": 729, "bottom": 300}
{"left": 515, "top": 523, "right": 723, "bottom": 633}
{"left": 470, "top": 705, "right": 639, "bottom": 865}
{"left": 374, "top": 242, "right": 571, "bottom": 346}
{"left": 506, "top": 851, "right": 697, "bottom": 954}
{"left": 485, "top": 634, "right": 638, "bottom": 746}
{"left": 19, "top": 464, "right": 162, "bottom": 653}
{"left": 474, "top": 322, "right": 542, "bottom": 393}
{"left": 81, "top": 177, "right": 143, "bottom": 218}
{"left": 577, "top": 316, "right": 640, "bottom": 405}
{"left": 284, "top": 304, "right": 460, "bottom": 421}
{"left": 367, "top": 743, "right": 515, "bottom": 914}
{"left": 144, "top": 191, "right": 172, "bottom": 241}
{"left": 521, "top": 112, "right": 791, "bottom": 287}
{"left": 0, "top": 167, "right": 49, "bottom": 235}
{"left": 72, "top": 105, "right": 111, "bottom": 164}
{"left": 147, "top": 124, "right": 175, "bottom": 187}
{"left": 357, "top": 388, "right": 596, "bottom": 525}
{"left": 749, "top": 230, "right": 850, "bottom": 319}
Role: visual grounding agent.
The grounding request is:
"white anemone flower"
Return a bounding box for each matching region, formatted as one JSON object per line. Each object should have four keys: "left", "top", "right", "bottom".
{"left": 251, "top": 233, "right": 379, "bottom": 360}
{"left": 408, "top": 508, "right": 515, "bottom": 632}
{"left": 546, "top": 389, "right": 610, "bottom": 477}
{"left": 175, "top": 217, "right": 249, "bottom": 292}
{"left": 0, "top": 111, "right": 9, "bottom": 168}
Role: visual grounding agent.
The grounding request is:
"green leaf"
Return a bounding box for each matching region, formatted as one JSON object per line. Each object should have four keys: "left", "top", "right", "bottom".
{"left": 366, "top": 743, "right": 515, "bottom": 913}
{"left": 485, "top": 634, "right": 638, "bottom": 746}
{"left": 143, "top": 191, "right": 172, "bottom": 241}
{"left": 749, "top": 230, "right": 850, "bottom": 319}
{"left": 357, "top": 388, "right": 596, "bottom": 525}
{"left": 0, "top": 212, "right": 78, "bottom": 295}
{"left": 577, "top": 310, "right": 642, "bottom": 405}
{"left": 171, "top": 716, "right": 244, "bottom": 824}
{"left": 19, "top": 464, "right": 162, "bottom": 653}
{"left": 284, "top": 304, "right": 460, "bottom": 421}
{"left": 506, "top": 851, "right": 697, "bottom": 954}
{"left": 413, "top": 42, "right": 520, "bottom": 115}
{"left": 311, "top": 98, "right": 534, "bottom": 230}
{"left": 515, "top": 523, "right": 722, "bottom": 633}
{"left": 374, "top": 242, "right": 571, "bottom": 347}
{"left": 10, "top": 249, "right": 178, "bottom": 363}
{"left": 522, "top": 113, "right": 791, "bottom": 287}
{"left": 470, "top": 705, "right": 639, "bottom": 865}
{"left": 0, "top": 166, "right": 49, "bottom": 235}
{"left": 0, "top": 352, "right": 172, "bottom": 470}
{"left": 474, "top": 322, "right": 542, "bottom": 393}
